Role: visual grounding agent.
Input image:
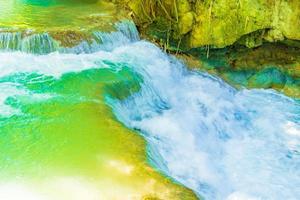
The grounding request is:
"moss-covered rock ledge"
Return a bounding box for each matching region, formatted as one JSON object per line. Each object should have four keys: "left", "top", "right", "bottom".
{"left": 116, "top": 0, "right": 300, "bottom": 99}
{"left": 117, "top": 0, "right": 300, "bottom": 49}
{"left": 182, "top": 42, "right": 300, "bottom": 98}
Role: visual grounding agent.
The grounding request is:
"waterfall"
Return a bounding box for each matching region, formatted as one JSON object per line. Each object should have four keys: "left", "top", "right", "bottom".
{"left": 0, "top": 32, "right": 58, "bottom": 54}
{"left": 0, "top": 20, "right": 139, "bottom": 54}
{"left": 0, "top": 19, "right": 299, "bottom": 200}
{"left": 106, "top": 42, "right": 300, "bottom": 200}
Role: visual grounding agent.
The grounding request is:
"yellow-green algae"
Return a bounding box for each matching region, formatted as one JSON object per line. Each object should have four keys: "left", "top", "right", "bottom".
{"left": 0, "top": 66, "right": 197, "bottom": 199}
{"left": 117, "top": 0, "right": 300, "bottom": 49}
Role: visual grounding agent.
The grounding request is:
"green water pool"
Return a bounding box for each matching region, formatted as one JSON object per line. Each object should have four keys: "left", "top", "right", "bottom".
{"left": 0, "top": 0, "right": 116, "bottom": 30}
{"left": 0, "top": 57, "right": 196, "bottom": 199}
{"left": 0, "top": 1, "right": 197, "bottom": 199}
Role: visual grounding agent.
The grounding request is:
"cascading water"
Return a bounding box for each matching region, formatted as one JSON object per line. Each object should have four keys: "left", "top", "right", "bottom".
{"left": 106, "top": 42, "right": 300, "bottom": 199}
{"left": 0, "top": 18, "right": 299, "bottom": 200}
{"left": 0, "top": 20, "right": 139, "bottom": 54}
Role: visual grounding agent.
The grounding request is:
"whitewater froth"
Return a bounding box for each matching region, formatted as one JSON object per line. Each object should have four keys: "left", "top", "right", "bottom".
{"left": 0, "top": 21, "right": 299, "bottom": 200}
{"left": 107, "top": 42, "right": 300, "bottom": 200}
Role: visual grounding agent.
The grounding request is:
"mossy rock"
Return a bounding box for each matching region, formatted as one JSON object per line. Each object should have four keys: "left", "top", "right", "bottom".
{"left": 185, "top": 42, "right": 300, "bottom": 99}
{"left": 117, "top": 0, "right": 300, "bottom": 49}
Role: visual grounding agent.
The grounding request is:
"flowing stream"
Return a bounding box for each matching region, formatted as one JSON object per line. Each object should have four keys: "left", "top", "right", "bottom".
{"left": 108, "top": 41, "right": 300, "bottom": 200}
{"left": 0, "top": 20, "right": 299, "bottom": 200}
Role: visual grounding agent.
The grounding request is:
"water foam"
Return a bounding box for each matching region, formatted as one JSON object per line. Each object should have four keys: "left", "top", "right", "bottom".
{"left": 106, "top": 42, "right": 300, "bottom": 200}
{"left": 0, "top": 25, "right": 299, "bottom": 199}
{"left": 0, "top": 83, "right": 27, "bottom": 116}
{"left": 0, "top": 50, "right": 111, "bottom": 116}
{"left": 0, "top": 20, "right": 140, "bottom": 117}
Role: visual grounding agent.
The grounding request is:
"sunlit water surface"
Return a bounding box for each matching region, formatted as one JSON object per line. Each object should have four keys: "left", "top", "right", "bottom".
{"left": 0, "top": 24, "right": 196, "bottom": 200}
{"left": 0, "top": 0, "right": 115, "bottom": 30}
{"left": 0, "top": 17, "right": 299, "bottom": 200}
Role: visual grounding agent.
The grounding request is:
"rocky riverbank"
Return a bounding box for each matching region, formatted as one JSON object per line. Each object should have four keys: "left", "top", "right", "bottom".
{"left": 116, "top": 0, "right": 300, "bottom": 98}
{"left": 117, "top": 0, "right": 300, "bottom": 49}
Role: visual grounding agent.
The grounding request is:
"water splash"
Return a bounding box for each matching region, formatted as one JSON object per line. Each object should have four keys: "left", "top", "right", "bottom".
{"left": 0, "top": 19, "right": 299, "bottom": 200}
{"left": 0, "top": 35, "right": 197, "bottom": 199}
{"left": 107, "top": 42, "right": 300, "bottom": 200}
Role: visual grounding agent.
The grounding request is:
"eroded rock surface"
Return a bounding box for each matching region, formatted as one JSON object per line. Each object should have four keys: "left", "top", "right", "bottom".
{"left": 118, "top": 0, "right": 300, "bottom": 49}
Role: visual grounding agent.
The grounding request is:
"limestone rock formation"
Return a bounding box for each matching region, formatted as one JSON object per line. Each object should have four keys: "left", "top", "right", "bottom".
{"left": 117, "top": 0, "right": 300, "bottom": 49}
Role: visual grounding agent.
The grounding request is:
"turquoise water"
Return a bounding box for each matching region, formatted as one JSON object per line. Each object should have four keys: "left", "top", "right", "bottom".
{"left": 0, "top": 19, "right": 299, "bottom": 199}
{"left": 0, "top": 22, "right": 198, "bottom": 199}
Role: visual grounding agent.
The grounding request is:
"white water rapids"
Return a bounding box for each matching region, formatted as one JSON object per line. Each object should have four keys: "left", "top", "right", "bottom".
{"left": 0, "top": 21, "right": 299, "bottom": 200}
{"left": 107, "top": 42, "right": 300, "bottom": 200}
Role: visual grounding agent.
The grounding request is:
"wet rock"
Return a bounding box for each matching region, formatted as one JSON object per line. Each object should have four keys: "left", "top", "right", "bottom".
{"left": 117, "top": 0, "right": 300, "bottom": 49}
